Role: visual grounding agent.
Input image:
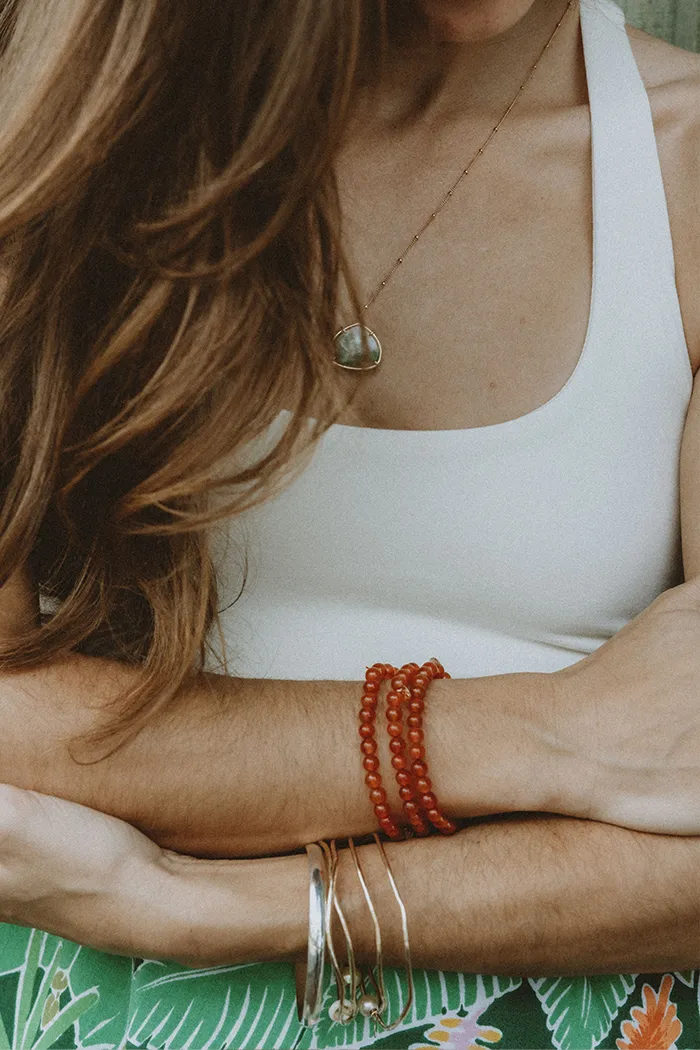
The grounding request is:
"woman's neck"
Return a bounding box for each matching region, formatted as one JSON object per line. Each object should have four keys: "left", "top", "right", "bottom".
{"left": 359, "top": 0, "right": 583, "bottom": 131}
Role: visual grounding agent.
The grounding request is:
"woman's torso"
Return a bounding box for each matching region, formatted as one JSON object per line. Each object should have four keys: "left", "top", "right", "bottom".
{"left": 206, "top": 0, "right": 699, "bottom": 682}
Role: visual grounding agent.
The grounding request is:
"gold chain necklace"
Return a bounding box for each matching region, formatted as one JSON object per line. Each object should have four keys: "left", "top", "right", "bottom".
{"left": 333, "top": 0, "right": 577, "bottom": 370}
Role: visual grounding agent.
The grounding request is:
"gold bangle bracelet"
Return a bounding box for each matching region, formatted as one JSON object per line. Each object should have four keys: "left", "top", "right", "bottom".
{"left": 319, "top": 839, "right": 357, "bottom": 1024}
{"left": 347, "top": 834, "right": 415, "bottom": 1032}
{"left": 372, "top": 832, "right": 415, "bottom": 1032}
{"left": 330, "top": 838, "right": 361, "bottom": 1021}
{"left": 347, "top": 836, "right": 388, "bottom": 1019}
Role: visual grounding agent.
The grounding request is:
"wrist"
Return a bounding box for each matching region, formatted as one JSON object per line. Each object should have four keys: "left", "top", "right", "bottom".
{"left": 432, "top": 672, "right": 582, "bottom": 819}
{"left": 156, "top": 851, "right": 308, "bottom": 969}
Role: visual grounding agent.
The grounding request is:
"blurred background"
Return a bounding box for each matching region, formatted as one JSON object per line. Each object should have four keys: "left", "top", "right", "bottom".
{"left": 621, "top": 0, "right": 699, "bottom": 50}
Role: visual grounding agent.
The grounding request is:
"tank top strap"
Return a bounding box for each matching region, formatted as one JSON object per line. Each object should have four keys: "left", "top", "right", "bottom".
{"left": 578, "top": 0, "right": 691, "bottom": 395}
{"left": 581, "top": 0, "right": 679, "bottom": 289}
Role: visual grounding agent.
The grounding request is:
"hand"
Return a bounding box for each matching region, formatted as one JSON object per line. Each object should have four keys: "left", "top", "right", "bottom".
{"left": 0, "top": 782, "right": 178, "bottom": 957}
{"left": 551, "top": 575, "right": 700, "bottom": 834}
{"left": 0, "top": 783, "right": 307, "bottom": 967}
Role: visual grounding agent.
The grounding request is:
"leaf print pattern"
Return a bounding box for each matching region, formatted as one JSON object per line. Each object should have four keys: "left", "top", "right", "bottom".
{"left": 3, "top": 929, "right": 102, "bottom": 1050}
{"left": 0, "top": 923, "right": 698, "bottom": 1050}
{"left": 295, "top": 969, "right": 520, "bottom": 1049}
{"left": 616, "top": 974, "right": 682, "bottom": 1050}
{"left": 128, "top": 958, "right": 301, "bottom": 1050}
{"left": 409, "top": 1010, "right": 503, "bottom": 1050}
{"left": 529, "top": 973, "right": 637, "bottom": 1050}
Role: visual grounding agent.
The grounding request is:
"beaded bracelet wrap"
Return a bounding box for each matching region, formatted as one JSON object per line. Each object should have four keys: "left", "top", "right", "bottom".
{"left": 359, "top": 663, "right": 405, "bottom": 839}
{"left": 403, "top": 659, "right": 459, "bottom": 835}
{"left": 361, "top": 658, "right": 458, "bottom": 838}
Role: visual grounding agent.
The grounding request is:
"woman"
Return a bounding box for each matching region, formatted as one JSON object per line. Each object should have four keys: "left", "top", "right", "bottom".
{"left": 1, "top": 0, "right": 700, "bottom": 1046}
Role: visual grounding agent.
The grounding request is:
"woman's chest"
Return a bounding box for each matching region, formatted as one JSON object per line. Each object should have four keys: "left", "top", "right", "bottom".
{"left": 330, "top": 37, "right": 700, "bottom": 432}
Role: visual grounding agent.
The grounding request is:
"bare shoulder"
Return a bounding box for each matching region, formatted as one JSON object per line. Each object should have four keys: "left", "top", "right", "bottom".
{"left": 627, "top": 21, "right": 700, "bottom": 147}
{"left": 625, "top": 18, "right": 700, "bottom": 89}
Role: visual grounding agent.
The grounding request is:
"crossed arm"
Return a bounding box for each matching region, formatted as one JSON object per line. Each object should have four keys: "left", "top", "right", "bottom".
{"left": 1, "top": 371, "right": 700, "bottom": 972}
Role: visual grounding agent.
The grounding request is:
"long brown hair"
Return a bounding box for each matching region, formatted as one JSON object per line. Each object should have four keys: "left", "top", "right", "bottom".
{"left": 0, "top": 0, "right": 388, "bottom": 752}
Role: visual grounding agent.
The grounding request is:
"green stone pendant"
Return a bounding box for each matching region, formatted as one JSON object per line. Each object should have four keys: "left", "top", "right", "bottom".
{"left": 332, "top": 323, "right": 382, "bottom": 370}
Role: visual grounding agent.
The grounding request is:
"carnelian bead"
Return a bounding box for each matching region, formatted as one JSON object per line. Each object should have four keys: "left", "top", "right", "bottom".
{"left": 361, "top": 740, "right": 377, "bottom": 756}
{"left": 389, "top": 738, "right": 405, "bottom": 754}
{"left": 403, "top": 800, "right": 419, "bottom": 817}
{"left": 409, "top": 745, "right": 425, "bottom": 760}
{"left": 407, "top": 728, "right": 424, "bottom": 744}
{"left": 364, "top": 680, "right": 380, "bottom": 694}
{"left": 359, "top": 709, "right": 374, "bottom": 724}
{"left": 399, "top": 787, "right": 414, "bottom": 802}
{"left": 441, "top": 820, "right": 459, "bottom": 834}
{"left": 365, "top": 772, "right": 381, "bottom": 788}
{"left": 414, "top": 674, "right": 429, "bottom": 687}
{"left": 412, "top": 761, "right": 428, "bottom": 779}
{"left": 387, "top": 723, "right": 403, "bottom": 738}
{"left": 391, "top": 754, "right": 406, "bottom": 770}
{"left": 396, "top": 770, "right": 412, "bottom": 787}
{"left": 416, "top": 777, "right": 432, "bottom": 793}
{"left": 365, "top": 670, "right": 382, "bottom": 683}
{"left": 361, "top": 695, "right": 376, "bottom": 709}
{"left": 421, "top": 792, "right": 438, "bottom": 809}
{"left": 407, "top": 715, "right": 421, "bottom": 729}
{"left": 375, "top": 803, "right": 390, "bottom": 820}
{"left": 426, "top": 808, "right": 442, "bottom": 823}
{"left": 362, "top": 756, "right": 379, "bottom": 771}
{"left": 386, "top": 691, "right": 401, "bottom": 705}
{"left": 410, "top": 689, "right": 426, "bottom": 702}
{"left": 385, "top": 708, "right": 401, "bottom": 723}
{"left": 370, "top": 788, "right": 387, "bottom": 805}
{"left": 359, "top": 724, "right": 374, "bottom": 739}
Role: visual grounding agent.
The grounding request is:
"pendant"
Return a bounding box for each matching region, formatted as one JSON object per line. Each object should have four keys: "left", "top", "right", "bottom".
{"left": 333, "top": 323, "right": 382, "bottom": 371}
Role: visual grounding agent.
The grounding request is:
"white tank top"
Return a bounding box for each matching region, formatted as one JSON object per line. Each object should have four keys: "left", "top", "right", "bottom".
{"left": 206, "top": 0, "right": 693, "bottom": 682}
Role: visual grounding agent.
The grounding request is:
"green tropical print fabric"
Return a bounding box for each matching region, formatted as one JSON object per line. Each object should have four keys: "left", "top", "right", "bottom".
{"left": 0, "top": 925, "right": 697, "bottom": 1049}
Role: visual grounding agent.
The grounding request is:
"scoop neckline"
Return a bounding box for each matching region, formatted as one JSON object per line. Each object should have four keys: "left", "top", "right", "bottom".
{"left": 324, "top": 0, "right": 599, "bottom": 443}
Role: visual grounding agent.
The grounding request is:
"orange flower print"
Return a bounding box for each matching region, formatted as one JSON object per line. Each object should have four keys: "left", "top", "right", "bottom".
{"left": 410, "top": 1012, "right": 503, "bottom": 1050}
{"left": 616, "top": 974, "right": 682, "bottom": 1050}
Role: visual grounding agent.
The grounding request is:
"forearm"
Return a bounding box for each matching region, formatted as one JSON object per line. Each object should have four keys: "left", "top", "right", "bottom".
{"left": 165, "top": 814, "right": 700, "bottom": 974}
{"left": 339, "top": 815, "right": 700, "bottom": 974}
{"left": 0, "top": 653, "right": 563, "bottom": 857}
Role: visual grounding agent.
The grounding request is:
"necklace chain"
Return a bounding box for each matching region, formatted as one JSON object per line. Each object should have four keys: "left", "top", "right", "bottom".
{"left": 362, "top": 0, "right": 577, "bottom": 311}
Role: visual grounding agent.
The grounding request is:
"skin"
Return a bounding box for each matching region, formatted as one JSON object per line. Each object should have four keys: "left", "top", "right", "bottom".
{"left": 2, "top": 0, "right": 700, "bottom": 986}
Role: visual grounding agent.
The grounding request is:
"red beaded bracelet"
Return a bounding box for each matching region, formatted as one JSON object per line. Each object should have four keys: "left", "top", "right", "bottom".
{"left": 360, "top": 658, "right": 459, "bottom": 840}
{"left": 359, "top": 662, "right": 404, "bottom": 840}
{"left": 404, "top": 659, "right": 459, "bottom": 835}
{"left": 385, "top": 663, "right": 432, "bottom": 837}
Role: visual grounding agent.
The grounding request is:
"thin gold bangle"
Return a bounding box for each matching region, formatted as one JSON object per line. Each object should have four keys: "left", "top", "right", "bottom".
{"left": 347, "top": 836, "right": 388, "bottom": 1017}
{"left": 318, "top": 839, "right": 356, "bottom": 1024}
{"left": 371, "top": 832, "right": 415, "bottom": 1032}
{"left": 330, "top": 838, "right": 361, "bottom": 1019}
